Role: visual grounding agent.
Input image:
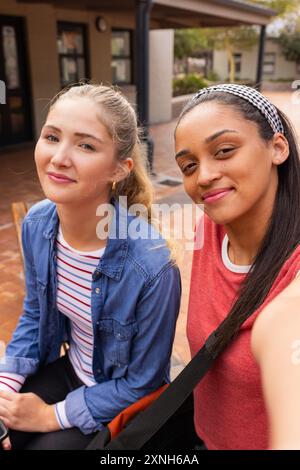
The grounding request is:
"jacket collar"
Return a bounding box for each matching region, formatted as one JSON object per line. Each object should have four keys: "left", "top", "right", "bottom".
{"left": 43, "top": 198, "right": 131, "bottom": 281}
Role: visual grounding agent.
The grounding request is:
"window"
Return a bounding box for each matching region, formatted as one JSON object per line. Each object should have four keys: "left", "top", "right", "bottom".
{"left": 57, "top": 22, "right": 89, "bottom": 87}
{"left": 263, "top": 53, "right": 276, "bottom": 76}
{"left": 228, "top": 53, "right": 242, "bottom": 77}
{"left": 111, "top": 30, "right": 133, "bottom": 85}
{"left": 234, "top": 53, "right": 242, "bottom": 75}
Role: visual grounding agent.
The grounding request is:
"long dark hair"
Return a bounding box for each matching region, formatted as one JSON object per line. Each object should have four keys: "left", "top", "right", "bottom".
{"left": 177, "top": 91, "right": 300, "bottom": 356}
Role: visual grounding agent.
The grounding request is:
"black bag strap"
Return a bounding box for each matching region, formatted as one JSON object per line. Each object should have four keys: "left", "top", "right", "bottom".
{"left": 96, "top": 330, "right": 226, "bottom": 450}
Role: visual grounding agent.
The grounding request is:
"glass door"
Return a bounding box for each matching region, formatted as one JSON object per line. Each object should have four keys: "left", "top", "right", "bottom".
{"left": 0, "top": 16, "right": 32, "bottom": 146}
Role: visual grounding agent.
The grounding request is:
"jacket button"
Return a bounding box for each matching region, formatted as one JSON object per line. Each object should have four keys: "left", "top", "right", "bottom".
{"left": 95, "top": 288, "right": 100, "bottom": 294}
{"left": 92, "top": 270, "right": 101, "bottom": 281}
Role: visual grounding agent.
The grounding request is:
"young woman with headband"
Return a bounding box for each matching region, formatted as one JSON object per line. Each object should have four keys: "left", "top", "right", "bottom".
{"left": 174, "top": 84, "right": 300, "bottom": 450}
{"left": 0, "top": 84, "right": 181, "bottom": 450}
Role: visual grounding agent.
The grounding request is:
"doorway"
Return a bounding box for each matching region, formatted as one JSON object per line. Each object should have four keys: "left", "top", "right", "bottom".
{"left": 0, "top": 16, "right": 32, "bottom": 146}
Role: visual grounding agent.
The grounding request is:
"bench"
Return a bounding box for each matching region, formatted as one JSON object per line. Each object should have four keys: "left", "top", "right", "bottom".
{"left": 11, "top": 201, "right": 31, "bottom": 268}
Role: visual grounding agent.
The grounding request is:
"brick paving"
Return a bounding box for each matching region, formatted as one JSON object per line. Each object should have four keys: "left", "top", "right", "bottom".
{"left": 0, "top": 91, "right": 299, "bottom": 375}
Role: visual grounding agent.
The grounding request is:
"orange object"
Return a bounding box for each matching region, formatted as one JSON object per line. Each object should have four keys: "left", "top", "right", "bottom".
{"left": 108, "top": 384, "right": 169, "bottom": 439}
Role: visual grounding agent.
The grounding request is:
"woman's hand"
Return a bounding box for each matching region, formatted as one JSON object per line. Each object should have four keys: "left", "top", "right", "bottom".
{"left": 1, "top": 436, "right": 11, "bottom": 450}
{"left": 0, "top": 390, "right": 60, "bottom": 433}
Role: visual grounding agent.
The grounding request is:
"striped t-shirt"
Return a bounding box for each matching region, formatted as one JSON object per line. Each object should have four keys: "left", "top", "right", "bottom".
{"left": 54, "top": 227, "right": 105, "bottom": 428}
{"left": 56, "top": 226, "right": 104, "bottom": 386}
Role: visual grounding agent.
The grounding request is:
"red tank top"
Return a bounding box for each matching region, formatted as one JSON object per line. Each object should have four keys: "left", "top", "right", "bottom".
{"left": 187, "top": 214, "right": 300, "bottom": 450}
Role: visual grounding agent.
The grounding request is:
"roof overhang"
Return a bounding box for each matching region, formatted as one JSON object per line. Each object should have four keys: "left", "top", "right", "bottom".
{"left": 17, "top": 0, "right": 276, "bottom": 27}
{"left": 152, "top": 0, "right": 276, "bottom": 27}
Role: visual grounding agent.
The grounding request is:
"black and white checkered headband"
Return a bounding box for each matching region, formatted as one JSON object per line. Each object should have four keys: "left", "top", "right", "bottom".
{"left": 192, "top": 84, "right": 284, "bottom": 135}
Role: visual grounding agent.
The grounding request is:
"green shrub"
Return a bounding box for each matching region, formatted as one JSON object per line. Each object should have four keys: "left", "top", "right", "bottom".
{"left": 206, "top": 70, "right": 220, "bottom": 82}
{"left": 173, "top": 73, "right": 208, "bottom": 97}
{"left": 224, "top": 78, "right": 255, "bottom": 87}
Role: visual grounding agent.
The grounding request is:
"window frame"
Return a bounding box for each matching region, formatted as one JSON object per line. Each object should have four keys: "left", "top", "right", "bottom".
{"left": 263, "top": 52, "right": 276, "bottom": 76}
{"left": 228, "top": 53, "right": 242, "bottom": 77}
{"left": 233, "top": 53, "right": 242, "bottom": 75}
{"left": 57, "top": 21, "right": 90, "bottom": 88}
{"left": 111, "top": 28, "right": 134, "bottom": 85}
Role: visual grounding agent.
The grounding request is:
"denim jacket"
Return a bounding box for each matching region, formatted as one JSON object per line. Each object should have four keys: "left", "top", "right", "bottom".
{"left": 0, "top": 198, "right": 181, "bottom": 434}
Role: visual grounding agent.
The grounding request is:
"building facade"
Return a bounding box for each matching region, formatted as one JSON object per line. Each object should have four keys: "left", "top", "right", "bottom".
{"left": 0, "top": 0, "right": 274, "bottom": 148}
{"left": 213, "top": 37, "right": 300, "bottom": 83}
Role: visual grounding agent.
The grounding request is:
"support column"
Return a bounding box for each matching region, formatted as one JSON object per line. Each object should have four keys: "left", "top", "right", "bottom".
{"left": 135, "top": 0, "right": 154, "bottom": 172}
{"left": 256, "top": 25, "right": 266, "bottom": 91}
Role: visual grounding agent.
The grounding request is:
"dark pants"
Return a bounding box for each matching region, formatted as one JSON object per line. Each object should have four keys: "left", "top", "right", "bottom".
{"left": 6, "top": 354, "right": 98, "bottom": 450}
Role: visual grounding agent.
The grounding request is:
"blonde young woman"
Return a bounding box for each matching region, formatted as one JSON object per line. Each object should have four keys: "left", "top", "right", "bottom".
{"left": 0, "top": 84, "right": 181, "bottom": 450}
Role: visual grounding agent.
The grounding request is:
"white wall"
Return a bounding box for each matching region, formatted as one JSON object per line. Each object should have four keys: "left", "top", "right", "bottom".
{"left": 213, "top": 49, "right": 229, "bottom": 81}
{"left": 149, "top": 29, "right": 174, "bottom": 124}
